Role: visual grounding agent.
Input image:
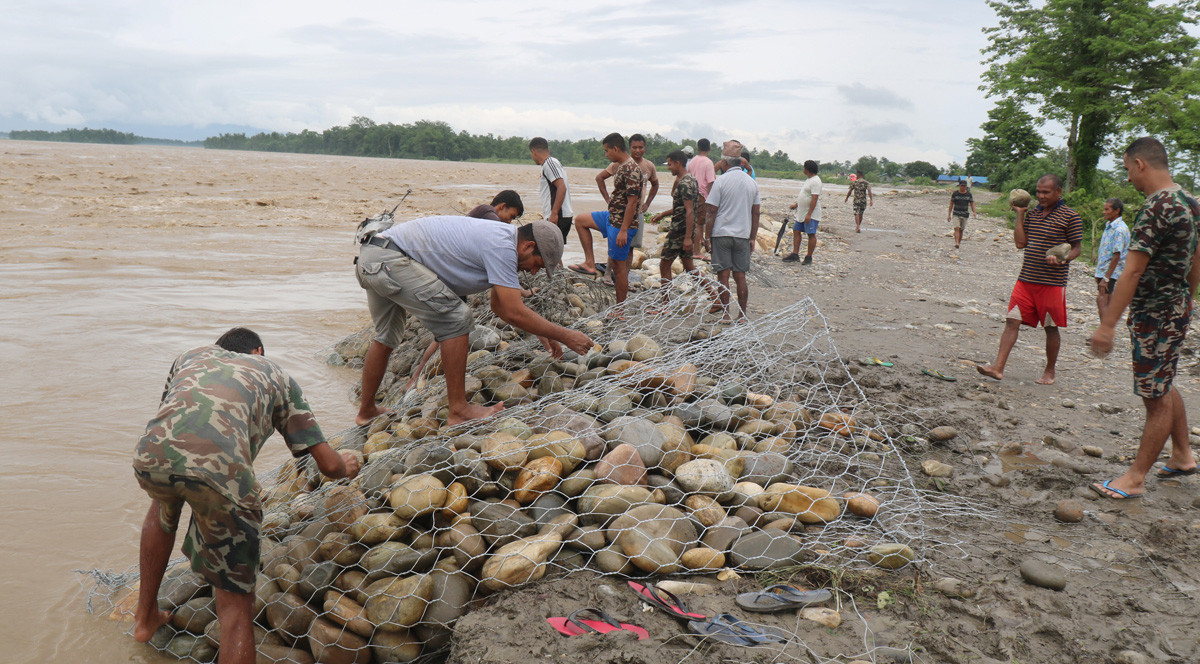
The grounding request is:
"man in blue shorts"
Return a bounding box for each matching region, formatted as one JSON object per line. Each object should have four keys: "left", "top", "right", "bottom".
{"left": 783, "top": 160, "right": 822, "bottom": 264}
{"left": 569, "top": 132, "right": 644, "bottom": 305}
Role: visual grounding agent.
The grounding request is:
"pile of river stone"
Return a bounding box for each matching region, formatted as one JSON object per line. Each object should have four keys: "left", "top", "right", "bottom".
{"left": 147, "top": 329, "right": 919, "bottom": 664}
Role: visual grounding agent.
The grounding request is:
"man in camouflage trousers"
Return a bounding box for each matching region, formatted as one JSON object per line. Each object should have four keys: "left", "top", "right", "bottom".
{"left": 132, "top": 327, "right": 360, "bottom": 663}
{"left": 649, "top": 149, "right": 700, "bottom": 304}
{"left": 844, "top": 170, "right": 873, "bottom": 233}
{"left": 1091, "top": 137, "right": 1200, "bottom": 500}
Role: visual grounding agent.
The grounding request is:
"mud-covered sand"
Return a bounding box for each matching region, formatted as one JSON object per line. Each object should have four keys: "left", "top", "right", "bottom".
{"left": 3, "top": 141, "right": 1199, "bottom": 664}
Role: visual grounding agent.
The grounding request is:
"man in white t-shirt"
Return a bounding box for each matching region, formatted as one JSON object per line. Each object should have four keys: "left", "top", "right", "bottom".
{"left": 783, "top": 160, "right": 822, "bottom": 265}
{"left": 704, "top": 156, "right": 761, "bottom": 323}
{"left": 529, "top": 137, "right": 574, "bottom": 240}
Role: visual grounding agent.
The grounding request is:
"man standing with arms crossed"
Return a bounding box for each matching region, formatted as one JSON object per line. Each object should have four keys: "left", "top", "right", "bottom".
{"left": 571, "top": 133, "right": 644, "bottom": 308}
{"left": 783, "top": 160, "right": 822, "bottom": 264}
{"left": 687, "top": 138, "right": 717, "bottom": 259}
{"left": 976, "top": 174, "right": 1082, "bottom": 385}
{"left": 1091, "top": 137, "right": 1200, "bottom": 499}
{"left": 845, "top": 170, "right": 873, "bottom": 233}
{"left": 132, "top": 328, "right": 361, "bottom": 663}
{"left": 704, "top": 155, "right": 760, "bottom": 323}
{"left": 529, "top": 137, "right": 574, "bottom": 240}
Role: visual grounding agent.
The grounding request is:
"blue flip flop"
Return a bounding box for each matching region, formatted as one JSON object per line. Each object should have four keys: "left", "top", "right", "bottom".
{"left": 1156, "top": 466, "right": 1197, "bottom": 478}
{"left": 1089, "top": 479, "right": 1143, "bottom": 500}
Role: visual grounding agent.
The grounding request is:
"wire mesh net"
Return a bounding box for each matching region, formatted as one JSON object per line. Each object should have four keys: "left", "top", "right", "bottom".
{"left": 82, "top": 233, "right": 996, "bottom": 663}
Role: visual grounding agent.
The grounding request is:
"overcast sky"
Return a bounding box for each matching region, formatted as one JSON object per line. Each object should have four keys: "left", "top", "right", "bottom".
{"left": 2, "top": 1, "right": 1008, "bottom": 166}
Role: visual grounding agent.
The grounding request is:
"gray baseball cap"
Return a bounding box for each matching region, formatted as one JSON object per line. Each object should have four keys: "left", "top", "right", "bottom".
{"left": 529, "top": 220, "right": 564, "bottom": 276}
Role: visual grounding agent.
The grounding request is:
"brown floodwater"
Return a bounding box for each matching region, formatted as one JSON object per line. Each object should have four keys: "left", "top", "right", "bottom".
{"left": 0, "top": 141, "right": 578, "bottom": 662}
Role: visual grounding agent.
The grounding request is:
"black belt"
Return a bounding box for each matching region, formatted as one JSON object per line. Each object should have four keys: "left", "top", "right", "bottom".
{"left": 366, "top": 236, "right": 406, "bottom": 254}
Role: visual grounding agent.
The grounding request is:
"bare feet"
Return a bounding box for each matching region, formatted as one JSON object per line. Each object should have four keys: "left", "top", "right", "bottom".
{"left": 355, "top": 404, "right": 391, "bottom": 427}
{"left": 446, "top": 402, "right": 503, "bottom": 427}
{"left": 133, "top": 608, "right": 172, "bottom": 642}
{"left": 1035, "top": 370, "right": 1056, "bottom": 385}
{"left": 975, "top": 364, "right": 1003, "bottom": 380}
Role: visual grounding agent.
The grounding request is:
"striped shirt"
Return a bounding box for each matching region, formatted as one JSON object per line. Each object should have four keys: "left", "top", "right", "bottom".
{"left": 537, "top": 156, "right": 573, "bottom": 220}
{"left": 1017, "top": 200, "right": 1083, "bottom": 287}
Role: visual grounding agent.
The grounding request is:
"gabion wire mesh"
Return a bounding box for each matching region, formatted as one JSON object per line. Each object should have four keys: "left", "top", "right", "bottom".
{"left": 82, "top": 266, "right": 999, "bottom": 663}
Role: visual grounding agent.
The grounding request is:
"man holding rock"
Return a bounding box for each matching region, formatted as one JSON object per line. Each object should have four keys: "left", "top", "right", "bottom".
{"left": 132, "top": 328, "right": 361, "bottom": 664}
{"left": 355, "top": 217, "right": 593, "bottom": 425}
{"left": 977, "top": 174, "right": 1082, "bottom": 385}
{"left": 1090, "top": 137, "right": 1200, "bottom": 499}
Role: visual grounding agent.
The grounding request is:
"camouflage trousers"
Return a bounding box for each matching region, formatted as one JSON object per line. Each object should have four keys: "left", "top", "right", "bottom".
{"left": 1129, "top": 304, "right": 1192, "bottom": 399}
{"left": 135, "top": 469, "right": 261, "bottom": 593}
{"left": 660, "top": 218, "right": 690, "bottom": 261}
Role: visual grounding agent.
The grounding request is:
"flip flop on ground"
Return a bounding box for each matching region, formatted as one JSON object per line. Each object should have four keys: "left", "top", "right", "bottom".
{"left": 922, "top": 368, "right": 957, "bottom": 381}
{"left": 546, "top": 608, "right": 649, "bottom": 640}
{"left": 1156, "top": 465, "right": 1197, "bottom": 478}
{"left": 1089, "top": 479, "right": 1143, "bottom": 500}
{"left": 687, "top": 613, "right": 789, "bottom": 646}
{"left": 858, "top": 357, "right": 893, "bottom": 367}
{"left": 627, "top": 581, "right": 706, "bottom": 620}
{"left": 735, "top": 585, "right": 833, "bottom": 613}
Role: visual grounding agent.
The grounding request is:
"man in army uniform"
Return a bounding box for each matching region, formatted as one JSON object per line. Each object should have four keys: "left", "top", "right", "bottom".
{"left": 1091, "top": 137, "right": 1200, "bottom": 499}
{"left": 132, "top": 327, "right": 360, "bottom": 663}
{"left": 844, "top": 170, "right": 873, "bottom": 233}
{"left": 648, "top": 149, "right": 700, "bottom": 303}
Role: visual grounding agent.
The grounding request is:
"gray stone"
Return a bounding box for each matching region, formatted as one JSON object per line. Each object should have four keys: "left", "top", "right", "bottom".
{"left": 469, "top": 325, "right": 502, "bottom": 351}
{"left": 1096, "top": 402, "right": 1123, "bottom": 415}
{"left": 577, "top": 484, "right": 656, "bottom": 526}
{"left": 729, "top": 530, "right": 808, "bottom": 570}
{"left": 698, "top": 399, "right": 736, "bottom": 430}
{"left": 159, "top": 564, "right": 208, "bottom": 608}
{"left": 603, "top": 416, "right": 668, "bottom": 467}
{"left": 540, "top": 405, "right": 605, "bottom": 460}
{"left": 164, "top": 632, "right": 217, "bottom": 661}
{"left": 295, "top": 560, "right": 339, "bottom": 599}
{"left": 470, "top": 501, "right": 537, "bottom": 549}
{"left": 450, "top": 448, "right": 491, "bottom": 494}
{"left": 673, "top": 402, "right": 704, "bottom": 428}
{"left": 1019, "top": 559, "right": 1066, "bottom": 590}
{"left": 592, "top": 393, "right": 635, "bottom": 423}
{"left": 1114, "top": 650, "right": 1148, "bottom": 664}
{"left": 527, "top": 493, "right": 571, "bottom": 526}
{"left": 404, "top": 442, "right": 456, "bottom": 484}
{"left": 412, "top": 570, "right": 474, "bottom": 651}
{"left": 594, "top": 545, "right": 635, "bottom": 574}
{"left": 701, "top": 516, "right": 752, "bottom": 553}
{"left": 359, "top": 542, "right": 438, "bottom": 581}
{"left": 739, "top": 452, "right": 793, "bottom": 486}
{"left": 609, "top": 504, "right": 697, "bottom": 574}
{"left": 674, "top": 459, "right": 734, "bottom": 495}
{"left": 171, "top": 596, "right": 216, "bottom": 634}
{"left": 645, "top": 475, "right": 685, "bottom": 506}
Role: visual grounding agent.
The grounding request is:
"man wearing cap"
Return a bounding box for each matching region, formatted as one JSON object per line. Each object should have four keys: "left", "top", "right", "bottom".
{"left": 354, "top": 217, "right": 594, "bottom": 426}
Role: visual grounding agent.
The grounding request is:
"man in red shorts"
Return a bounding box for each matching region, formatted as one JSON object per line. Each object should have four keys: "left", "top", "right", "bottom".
{"left": 977, "top": 174, "right": 1082, "bottom": 384}
{"left": 1090, "top": 137, "right": 1200, "bottom": 499}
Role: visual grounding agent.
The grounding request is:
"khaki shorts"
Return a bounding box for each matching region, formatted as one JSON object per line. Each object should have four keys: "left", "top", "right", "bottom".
{"left": 356, "top": 244, "right": 473, "bottom": 345}
{"left": 951, "top": 215, "right": 968, "bottom": 230}
{"left": 135, "top": 469, "right": 261, "bottom": 593}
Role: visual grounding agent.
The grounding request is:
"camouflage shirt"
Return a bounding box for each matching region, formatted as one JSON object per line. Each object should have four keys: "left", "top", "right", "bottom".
{"left": 849, "top": 179, "right": 870, "bottom": 206}
{"left": 608, "top": 159, "right": 645, "bottom": 229}
{"left": 133, "top": 345, "right": 325, "bottom": 509}
{"left": 1129, "top": 185, "right": 1200, "bottom": 315}
{"left": 669, "top": 174, "right": 700, "bottom": 237}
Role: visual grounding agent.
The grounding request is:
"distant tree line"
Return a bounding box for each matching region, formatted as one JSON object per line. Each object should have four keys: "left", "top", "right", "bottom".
{"left": 7, "top": 127, "right": 201, "bottom": 147}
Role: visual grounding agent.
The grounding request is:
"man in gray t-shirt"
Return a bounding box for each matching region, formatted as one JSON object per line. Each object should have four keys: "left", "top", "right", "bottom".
{"left": 355, "top": 217, "right": 592, "bottom": 426}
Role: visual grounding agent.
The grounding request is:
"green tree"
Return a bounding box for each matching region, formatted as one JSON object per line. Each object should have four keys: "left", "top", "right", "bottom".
{"left": 1122, "top": 52, "right": 1200, "bottom": 182}
{"left": 965, "top": 99, "right": 1048, "bottom": 184}
{"left": 903, "top": 160, "right": 940, "bottom": 180}
{"left": 982, "top": 0, "right": 1197, "bottom": 193}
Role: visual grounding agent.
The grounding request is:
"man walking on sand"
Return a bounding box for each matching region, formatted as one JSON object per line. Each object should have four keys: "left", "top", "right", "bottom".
{"left": 783, "top": 160, "right": 822, "bottom": 264}
{"left": 1090, "top": 137, "right": 1200, "bottom": 500}
{"left": 948, "top": 179, "right": 977, "bottom": 248}
{"left": 977, "top": 174, "right": 1082, "bottom": 385}
{"left": 529, "top": 137, "right": 574, "bottom": 240}
{"left": 570, "top": 133, "right": 644, "bottom": 308}
{"left": 687, "top": 138, "right": 717, "bottom": 259}
{"left": 845, "top": 170, "right": 873, "bottom": 233}
{"left": 1094, "top": 198, "right": 1130, "bottom": 322}
{"left": 648, "top": 149, "right": 700, "bottom": 303}
{"left": 704, "top": 155, "right": 760, "bottom": 323}
{"left": 355, "top": 217, "right": 593, "bottom": 425}
{"left": 132, "top": 328, "right": 361, "bottom": 663}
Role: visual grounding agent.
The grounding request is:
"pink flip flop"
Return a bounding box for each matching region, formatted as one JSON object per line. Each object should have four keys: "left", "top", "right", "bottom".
{"left": 546, "top": 608, "right": 648, "bottom": 640}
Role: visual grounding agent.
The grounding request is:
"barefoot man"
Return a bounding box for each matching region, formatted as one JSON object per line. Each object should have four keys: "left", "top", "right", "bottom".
{"left": 977, "top": 174, "right": 1082, "bottom": 384}
{"left": 133, "top": 328, "right": 361, "bottom": 663}
{"left": 1090, "top": 137, "right": 1200, "bottom": 499}
{"left": 355, "top": 217, "right": 593, "bottom": 425}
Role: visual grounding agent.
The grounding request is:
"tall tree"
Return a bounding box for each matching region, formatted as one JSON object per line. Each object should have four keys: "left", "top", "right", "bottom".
{"left": 981, "top": 0, "right": 1197, "bottom": 192}
{"left": 1123, "top": 52, "right": 1200, "bottom": 181}
{"left": 965, "top": 99, "right": 1048, "bottom": 180}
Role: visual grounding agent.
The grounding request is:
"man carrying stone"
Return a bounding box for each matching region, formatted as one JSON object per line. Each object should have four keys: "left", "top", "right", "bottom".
{"left": 704, "top": 155, "right": 760, "bottom": 323}
{"left": 648, "top": 149, "right": 700, "bottom": 305}
{"left": 1090, "top": 137, "right": 1200, "bottom": 499}
{"left": 947, "top": 179, "right": 977, "bottom": 249}
{"left": 529, "top": 137, "right": 574, "bottom": 239}
{"left": 467, "top": 189, "right": 524, "bottom": 223}
{"left": 132, "top": 328, "right": 361, "bottom": 664}
{"left": 570, "top": 133, "right": 645, "bottom": 307}
{"left": 844, "top": 170, "right": 873, "bottom": 233}
{"left": 687, "top": 138, "right": 717, "bottom": 259}
{"left": 977, "top": 174, "right": 1082, "bottom": 385}
{"left": 783, "top": 160, "right": 822, "bottom": 264}
{"left": 355, "top": 217, "right": 593, "bottom": 425}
